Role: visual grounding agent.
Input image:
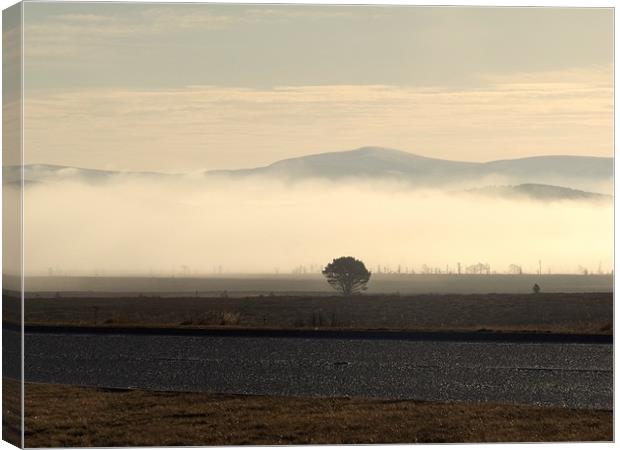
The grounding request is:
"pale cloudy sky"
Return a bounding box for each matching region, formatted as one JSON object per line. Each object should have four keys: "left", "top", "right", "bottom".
{"left": 22, "top": 4, "right": 613, "bottom": 171}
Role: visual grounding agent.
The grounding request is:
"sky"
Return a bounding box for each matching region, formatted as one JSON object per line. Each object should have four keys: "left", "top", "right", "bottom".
{"left": 2, "top": 3, "right": 612, "bottom": 277}
{"left": 21, "top": 4, "right": 614, "bottom": 172}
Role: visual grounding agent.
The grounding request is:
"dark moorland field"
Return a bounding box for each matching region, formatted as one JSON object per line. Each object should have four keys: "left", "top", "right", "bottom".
{"left": 11, "top": 291, "right": 613, "bottom": 334}
{"left": 9, "top": 380, "right": 611, "bottom": 446}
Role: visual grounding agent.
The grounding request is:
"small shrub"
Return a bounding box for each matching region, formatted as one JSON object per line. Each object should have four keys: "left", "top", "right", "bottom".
{"left": 219, "top": 312, "right": 240, "bottom": 326}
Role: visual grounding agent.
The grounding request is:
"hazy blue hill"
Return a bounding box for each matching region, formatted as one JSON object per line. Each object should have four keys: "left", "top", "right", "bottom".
{"left": 465, "top": 183, "right": 612, "bottom": 202}
{"left": 245, "top": 147, "right": 476, "bottom": 178}
{"left": 210, "top": 146, "right": 478, "bottom": 182}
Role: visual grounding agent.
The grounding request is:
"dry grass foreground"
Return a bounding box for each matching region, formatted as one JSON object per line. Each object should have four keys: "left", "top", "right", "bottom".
{"left": 2, "top": 378, "right": 21, "bottom": 447}
{"left": 19, "top": 381, "right": 611, "bottom": 447}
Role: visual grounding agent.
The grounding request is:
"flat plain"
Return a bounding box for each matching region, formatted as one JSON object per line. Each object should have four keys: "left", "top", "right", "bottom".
{"left": 22, "top": 273, "right": 614, "bottom": 295}
{"left": 17, "top": 291, "right": 613, "bottom": 334}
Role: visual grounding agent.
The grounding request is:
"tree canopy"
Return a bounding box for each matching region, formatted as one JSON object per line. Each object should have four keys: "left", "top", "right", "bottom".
{"left": 322, "top": 256, "right": 371, "bottom": 296}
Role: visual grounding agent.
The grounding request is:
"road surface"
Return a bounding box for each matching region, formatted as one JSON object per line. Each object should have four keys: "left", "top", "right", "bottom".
{"left": 10, "top": 330, "right": 612, "bottom": 410}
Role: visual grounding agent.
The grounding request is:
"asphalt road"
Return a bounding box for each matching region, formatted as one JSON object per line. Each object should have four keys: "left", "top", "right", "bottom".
{"left": 12, "top": 330, "right": 613, "bottom": 410}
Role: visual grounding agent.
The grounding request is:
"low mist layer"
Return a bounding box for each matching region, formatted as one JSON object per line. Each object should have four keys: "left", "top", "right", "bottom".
{"left": 20, "top": 176, "right": 612, "bottom": 276}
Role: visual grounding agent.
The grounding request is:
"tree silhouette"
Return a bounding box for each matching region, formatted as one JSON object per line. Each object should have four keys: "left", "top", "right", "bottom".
{"left": 322, "top": 256, "right": 371, "bottom": 296}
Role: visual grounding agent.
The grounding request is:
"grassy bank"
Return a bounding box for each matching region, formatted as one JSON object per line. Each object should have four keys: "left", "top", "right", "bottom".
{"left": 19, "top": 380, "right": 612, "bottom": 446}
{"left": 12, "top": 292, "right": 613, "bottom": 335}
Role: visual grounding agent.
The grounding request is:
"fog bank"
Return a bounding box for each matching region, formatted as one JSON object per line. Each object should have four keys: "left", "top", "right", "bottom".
{"left": 21, "top": 177, "right": 613, "bottom": 276}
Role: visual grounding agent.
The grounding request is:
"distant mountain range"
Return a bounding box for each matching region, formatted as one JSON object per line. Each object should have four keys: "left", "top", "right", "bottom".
{"left": 210, "top": 147, "right": 612, "bottom": 189}
{"left": 4, "top": 146, "right": 613, "bottom": 201}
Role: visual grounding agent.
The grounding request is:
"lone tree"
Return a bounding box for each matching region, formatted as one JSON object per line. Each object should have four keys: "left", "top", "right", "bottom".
{"left": 322, "top": 256, "right": 371, "bottom": 296}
